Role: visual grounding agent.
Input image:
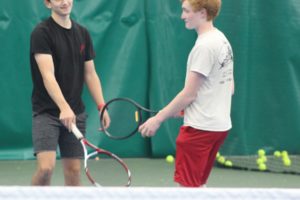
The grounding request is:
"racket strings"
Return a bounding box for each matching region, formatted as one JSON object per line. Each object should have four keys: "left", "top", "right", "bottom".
{"left": 104, "top": 100, "right": 140, "bottom": 139}
{"left": 85, "top": 152, "right": 130, "bottom": 186}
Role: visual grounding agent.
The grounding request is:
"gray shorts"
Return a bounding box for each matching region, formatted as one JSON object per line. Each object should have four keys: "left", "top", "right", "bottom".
{"left": 32, "top": 112, "right": 87, "bottom": 158}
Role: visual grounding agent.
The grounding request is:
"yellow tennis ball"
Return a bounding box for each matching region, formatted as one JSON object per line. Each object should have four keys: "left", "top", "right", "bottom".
{"left": 261, "top": 156, "right": 268, "bottom": 163}
{"left": 258, "top": 163, "right": 267, "bottom": 171}
{"left": 216, "top": 152, "right": 221, "bottom": 158}
{"left": 283, "top": 158, "right": 291, "bottom": 166}
{"left": 217, "top": 156, "right": 225, "bottom": 164}
{"left": 95, "top": 156, "right": 100, "bottom": 161}
{"left": 258, "top": 149, "right": 265, "bottom": 157}
{"left": 274, "top": 151, "right": 281, "bottom": 158}
{"left": 166, "top": 155, "right": 174, "bottom": 163}
{"left": 256, "top": 158, "right": 264, "bottom": 165}
{"left": 224, "top": 160, "right": 233, "bottom": 167}
{"left": 281, "top": 151, "right": 289, "bottom": 158}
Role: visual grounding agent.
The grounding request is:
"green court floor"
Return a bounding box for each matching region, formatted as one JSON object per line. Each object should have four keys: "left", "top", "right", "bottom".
{"left": 0, "top": 159, "right": 299, "bottom": 188}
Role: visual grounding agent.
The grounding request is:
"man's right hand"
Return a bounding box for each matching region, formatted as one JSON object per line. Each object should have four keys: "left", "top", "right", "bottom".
{"left": 99, "top": 110, "right": 111, "bottom": 131}
{"left": 59, "top": 107, "right": 76, "bottom": 132}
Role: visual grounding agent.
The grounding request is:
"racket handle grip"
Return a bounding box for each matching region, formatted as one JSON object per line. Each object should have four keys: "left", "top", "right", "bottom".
{"left": 71, "top": 123, "right": 84, "bottom": 139}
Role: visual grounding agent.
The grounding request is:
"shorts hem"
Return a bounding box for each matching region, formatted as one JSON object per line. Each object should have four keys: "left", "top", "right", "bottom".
{"left": 174, "top": 178, "right": 203, "bottom": 187}
{"left": 33, "top": 150, "right": 57, "bottom": 156}
{"left": 60, "top": 156, "right": 84, "bottom": 159}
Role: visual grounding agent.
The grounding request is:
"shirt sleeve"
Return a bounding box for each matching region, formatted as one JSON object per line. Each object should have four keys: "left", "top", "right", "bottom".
{"left": 30, "top": 27, "right": 52, "bottom": 55}
{"left": 84, "top": 29, "right": 96, "bottom": 61}
{"left": 189, "top": 45, "right": 215, "bottom": 77}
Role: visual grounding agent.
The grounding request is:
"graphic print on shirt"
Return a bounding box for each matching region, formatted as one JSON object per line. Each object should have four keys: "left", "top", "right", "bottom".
{"left": 80, "top": 43, "right": 85, "bottom": 55}
{"left": 218, "top": 41, "right": 233, "bottom": 85}
{"left": 219, "top": 41, "right": 233, "bottom": 69}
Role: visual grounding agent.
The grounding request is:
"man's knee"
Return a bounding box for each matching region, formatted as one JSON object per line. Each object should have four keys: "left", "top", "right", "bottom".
{"left": 35, "top": 166, "right": 54, "bottom": 184}
{"left": 65, "top": 166, "right": 81, "bottom": 176}
{"left": 62, "top": 159, "right": 81, "bottom": 186}
{"left": 64, "top": 166, "right": 81, "bottom": 186}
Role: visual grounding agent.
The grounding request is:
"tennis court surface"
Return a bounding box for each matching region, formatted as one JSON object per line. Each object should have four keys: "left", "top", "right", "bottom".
{"left": 0, "top": 159, "right": 299, "bottom": 187}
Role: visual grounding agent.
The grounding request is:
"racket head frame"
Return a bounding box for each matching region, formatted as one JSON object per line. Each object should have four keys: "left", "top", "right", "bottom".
{"left": 81, "top": 139, "right": 132, "bottom": 187}
{"left": 100, "top": 97, "right": 158, "bottom": 140}
{"left": 72, "top": 124, "right": 131, "bottom": 187}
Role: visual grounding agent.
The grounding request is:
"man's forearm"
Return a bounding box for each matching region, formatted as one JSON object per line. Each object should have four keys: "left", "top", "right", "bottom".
{"left": 43, "top": 74, "right": 70, "bottom": 112}
{"left": 156, "top": 90, "right": 196, "bottom": 123}
{"left": 85, "top": 72, "right": 106, "bottom": 107}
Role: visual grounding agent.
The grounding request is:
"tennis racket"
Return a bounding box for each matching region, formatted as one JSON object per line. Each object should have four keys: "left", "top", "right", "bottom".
{"left": 99, "top": 97, "right": 158, "bottom": 140}
{"left": 71, "top": 123, "right": 131, "bottom": 186}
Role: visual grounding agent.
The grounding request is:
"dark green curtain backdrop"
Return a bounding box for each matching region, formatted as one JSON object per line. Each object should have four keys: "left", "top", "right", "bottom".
{"left": 0, "top": 0, "right": 299, "bottom": 159}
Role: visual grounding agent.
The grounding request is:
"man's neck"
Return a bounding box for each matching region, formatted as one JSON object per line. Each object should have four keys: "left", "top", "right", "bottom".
{"left": 51, "top": 13, "right": 72, "bottom": 29}
{"left": 196, "top": 21, "right": 214, "bottom": 35}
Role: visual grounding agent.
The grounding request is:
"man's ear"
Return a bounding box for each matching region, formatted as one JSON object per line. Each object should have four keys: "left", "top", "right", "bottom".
{"left": 199, "top": 8, "right": 208, "bottom": 19}
{"left": 44, "top": 0, "right": 52, "bottom": 9}
{"left": 195, "top": 8, "right": 207, "bottom": 22}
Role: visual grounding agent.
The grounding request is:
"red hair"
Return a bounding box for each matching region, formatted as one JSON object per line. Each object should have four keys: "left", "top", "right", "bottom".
{"left": 181, "top": 0, "right": 221, "bottom": 21}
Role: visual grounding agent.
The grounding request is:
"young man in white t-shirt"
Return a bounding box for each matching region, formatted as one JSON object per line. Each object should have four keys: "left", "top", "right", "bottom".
{"left": 139, "top": 0, "right": 234, "bottom": 187}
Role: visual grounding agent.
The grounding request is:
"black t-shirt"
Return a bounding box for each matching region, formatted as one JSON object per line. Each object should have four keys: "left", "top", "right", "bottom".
{"left": 30, "top": 17, "right": 95, "bottom": 116}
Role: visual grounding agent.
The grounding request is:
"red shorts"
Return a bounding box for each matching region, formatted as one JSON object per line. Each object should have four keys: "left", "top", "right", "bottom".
{"left": 174, "top": 126, "right": 228, "bottom": 187}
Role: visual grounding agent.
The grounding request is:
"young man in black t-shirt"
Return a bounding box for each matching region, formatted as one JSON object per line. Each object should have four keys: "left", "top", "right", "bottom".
{"left": 30, "top": 0, "right": 110, "bottom": 186}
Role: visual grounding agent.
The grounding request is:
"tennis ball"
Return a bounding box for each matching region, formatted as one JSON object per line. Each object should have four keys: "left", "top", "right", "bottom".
{"left": 224, "top": 160, "right": 233, "bottom": 167}
{"left": 216, "top": 152, "right": 221, "bottom": 159}
{"left": 95, "top": 156, "right": 100, "bottom": 161}
{"left": 274, "top": 151, "right": 281, "bottom": 158}
{"left": 166, "top": 155, "right": 174, "bottom": 163}
{"left": 258, "top": 163, "right": 267, "bottom": 171}
{"left": 261, "top": 156, "right": 268, "bottom": 163}
{"left": 283, "top": 158, "right": 291, "bottom": 166}
{"left": 256, "top": 158, "right": 264, "bottom": 165}
{"left": 258, "top": 149, "right": 265, "bottom": 157}
{"left": 281, "top": 151, "right": 289, "bottom": 158}
{"left": 217, "top": 156, "right": 225, "bottom": 164}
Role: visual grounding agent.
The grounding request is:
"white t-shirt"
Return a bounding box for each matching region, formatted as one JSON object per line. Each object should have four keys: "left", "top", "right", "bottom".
{"left": 183, "top": 28, "right": 234, "bottom": 131}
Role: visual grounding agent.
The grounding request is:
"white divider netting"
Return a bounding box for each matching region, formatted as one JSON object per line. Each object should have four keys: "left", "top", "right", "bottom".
{"left": 0, "top": 187, "right": 300, "bottom": 200}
